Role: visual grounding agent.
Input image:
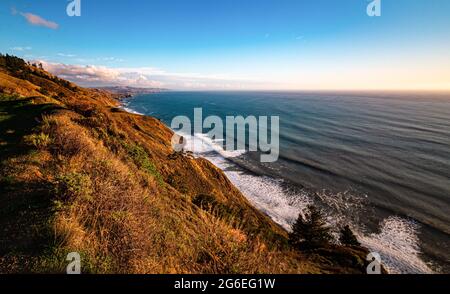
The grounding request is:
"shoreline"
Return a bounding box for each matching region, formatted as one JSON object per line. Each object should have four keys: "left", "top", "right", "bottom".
{"left": 117, "top": 96, "right": 439, "bottom": 274}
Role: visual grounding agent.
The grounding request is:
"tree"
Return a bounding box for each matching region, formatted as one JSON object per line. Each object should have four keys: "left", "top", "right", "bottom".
{"left": 0, "top": 54, "right": 6, "bottom": 67}
{"left": 339, "top": 225, "right": 361, "bottom": 246}
{"left": 289, "top": 205, "right": 333, "bottom": 250}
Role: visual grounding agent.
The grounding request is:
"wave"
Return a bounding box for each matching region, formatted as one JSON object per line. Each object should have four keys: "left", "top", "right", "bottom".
{"left": 123, "top": 107, "right": 144, "bottom": 115}
{"left": 181, "top": 132, "right": 435, "bottom": 274}
{"left": 119, "top": 101, "right": 145, "bottom": 115}
{"left": 358, "top": 217, "right": 434, "bottom": 274}
{"left": 180, "top": 132, "right": 310, "bottom": 229}
{"left": 182, "top": 132, "right": 247, "bottom": 159}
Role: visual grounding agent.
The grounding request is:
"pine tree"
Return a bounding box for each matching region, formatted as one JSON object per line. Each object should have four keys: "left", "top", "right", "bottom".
{"left": 289, "top": 205, "right": 333, "bottom": 250}
{"left": 339, "top": 225, "right": 361, "bottom": 246}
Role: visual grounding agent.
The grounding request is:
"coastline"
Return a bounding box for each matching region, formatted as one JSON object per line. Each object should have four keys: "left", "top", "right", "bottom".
{"left": 117, "top": 95, "right": 437, "bottom": 274}
{"left": 116, "top": 98, "right": 303, "bottom": 230}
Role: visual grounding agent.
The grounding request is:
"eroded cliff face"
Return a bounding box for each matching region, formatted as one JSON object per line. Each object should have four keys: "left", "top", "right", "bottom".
{"left": 0, "top": 55, "right": 374, "bottom": 274}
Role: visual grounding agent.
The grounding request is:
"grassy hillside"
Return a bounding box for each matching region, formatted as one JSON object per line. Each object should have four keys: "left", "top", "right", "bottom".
{"left": 0, "top": 54, "right": 373, "bottom": 274}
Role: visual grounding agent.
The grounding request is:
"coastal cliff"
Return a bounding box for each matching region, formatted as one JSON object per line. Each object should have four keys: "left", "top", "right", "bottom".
{"left": 0, "top": 54, "right": 374, "bottom": 274}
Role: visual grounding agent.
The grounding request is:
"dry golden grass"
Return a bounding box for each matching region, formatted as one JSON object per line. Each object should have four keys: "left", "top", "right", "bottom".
{"left": 0, "top": 72, "right": 42, "bottom": 97}
{"left": 13, "top": 110, "right": 310, "bottom": 274}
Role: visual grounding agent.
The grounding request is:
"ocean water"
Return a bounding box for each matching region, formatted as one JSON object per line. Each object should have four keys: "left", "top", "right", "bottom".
{"left": 123, "top": 91, "right": 450, "bottom": 274}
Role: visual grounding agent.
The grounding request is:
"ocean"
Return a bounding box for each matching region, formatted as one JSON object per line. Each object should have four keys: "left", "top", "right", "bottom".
{"left": 122, "top": 91, "right": 450, "bottom": 274}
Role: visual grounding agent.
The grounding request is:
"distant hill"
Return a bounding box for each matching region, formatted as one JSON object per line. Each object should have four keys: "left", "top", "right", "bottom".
{"left": 97, "top": 86, "right": 168, "bottom": 98}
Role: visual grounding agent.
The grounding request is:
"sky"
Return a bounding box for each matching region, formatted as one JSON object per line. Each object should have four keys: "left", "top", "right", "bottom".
{"left": 1, "top": 0, "right": 450, "bottom": 90}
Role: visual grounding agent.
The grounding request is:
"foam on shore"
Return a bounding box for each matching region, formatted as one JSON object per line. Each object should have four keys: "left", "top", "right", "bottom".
{"left": 119, "top": 101, "right": 145, "bottom": 115}
{"left": 181, "top": 131, "right": 435, "bottom": 274}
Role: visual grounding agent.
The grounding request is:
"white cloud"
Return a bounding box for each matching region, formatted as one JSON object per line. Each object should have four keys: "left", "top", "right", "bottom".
{"left": 57, "top": 56, "right": 125, "bottom": 64}
{"left": 34, "top": 60, "right": 273, "bottom": 90}
{"left": 39, "top": 61, "right": 164, "bottom": 88}
{"left": 11, "top": 46, "right": 32, "bottom": 51}
{"left": 116, "top": 67, "right": 263, "bottom": 90}
{"left": 98, "top": 57, "right": 125, "bottom": 62}
{"left": 58, "top": 53, "right": 77, "bottom": 58}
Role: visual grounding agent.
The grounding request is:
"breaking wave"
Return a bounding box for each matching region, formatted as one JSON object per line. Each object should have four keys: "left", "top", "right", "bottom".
{"left": 181, "top": 132, "right": 435, "bottom": 274}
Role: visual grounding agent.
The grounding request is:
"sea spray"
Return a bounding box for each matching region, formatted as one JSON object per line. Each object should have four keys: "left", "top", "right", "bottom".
{"left": 170, "top": 107, "right": 280, "bottom": 163}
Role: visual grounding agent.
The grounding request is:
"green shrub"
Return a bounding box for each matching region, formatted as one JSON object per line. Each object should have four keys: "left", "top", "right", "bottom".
{"left": 55, "top": 172, "right": 93, "bottom": 202}
{"left": 0, "top": 93, "right": 20, "bottom": 101}
{"left": 23, "top": 132, "right": 51, "bottom": 150}
{"left": 122, "top": 142, "right": 164, "bottom": 186}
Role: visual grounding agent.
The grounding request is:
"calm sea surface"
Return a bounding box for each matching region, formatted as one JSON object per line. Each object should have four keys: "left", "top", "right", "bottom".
{"left": 124, "top": 91, "right": 450, "bottom": 273}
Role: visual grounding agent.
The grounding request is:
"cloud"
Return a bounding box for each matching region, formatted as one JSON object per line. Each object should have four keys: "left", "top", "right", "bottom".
{"left": 58, "top": 53, "right": 77, "bottom": 58}
{"left": 11, "top": 46, "right": 32, "bottom": 51}
{"left": 114, "top": 67, "right": 267, "bottom": 90}
{"left": 39, "top": 62, "right": 163, "bottom": 88}
{"left": 55, "top": 56, "right": 125, "bottom": 64}
{"left": 42, "top": 62, "right": 120, "bottom": 82}
{"left": 98, "top": 57, "right": 125, "bottom": 62}
{"left": 34, "top": 60, "right": 271, "bottom": 90}
{"left": 19, "top": 12, "right": 59, "bottom": 29}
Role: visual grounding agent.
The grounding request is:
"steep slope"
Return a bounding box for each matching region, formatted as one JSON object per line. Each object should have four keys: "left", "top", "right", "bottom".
{"left": 0, "top": 54, "right": 373, "bottom": 274}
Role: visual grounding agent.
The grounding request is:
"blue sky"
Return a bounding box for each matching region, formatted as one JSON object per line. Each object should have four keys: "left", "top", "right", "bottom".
{"left": 1, "top": 0, "right": 450, "bottom": 90}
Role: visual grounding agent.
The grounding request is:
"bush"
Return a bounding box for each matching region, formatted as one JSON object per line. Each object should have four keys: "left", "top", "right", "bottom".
{"left": 23, "top": 132, "right": 51, "bottom": 150}
{"left": 339, "top": 225, "right": 361, "bottom": 246}
{"left": 289, "top": 205, "right": 333, "bottom": 250}
{"left": 55, "top": 172, "right": 93, "bottom": 202}
{"left": 122, "top": 143, "right": 164, "bottom": 186}
{"left": 0, "top": 93, "right": 20, "bottom": 101}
